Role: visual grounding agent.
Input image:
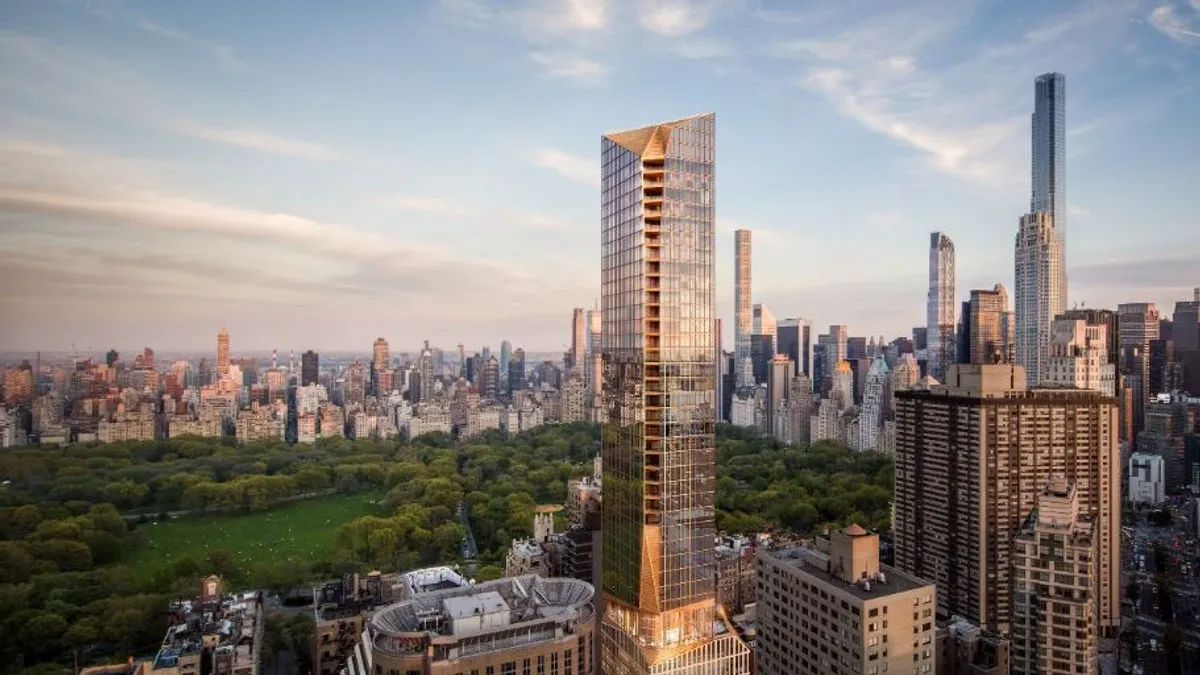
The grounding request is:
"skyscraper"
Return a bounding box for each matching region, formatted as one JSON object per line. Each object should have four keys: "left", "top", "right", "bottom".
{"left": 301, "top": 350, "right": 319, "bottom": 387}
{"left": 927, "top": 232, "right": 956, "bottom": 381}
{"left": 965, "top": 285, "right": 1013, "bottom": 365}
{"left": 775, "top": 318, "right": 812, "bottom": 378}
{"left": 499, "top": 340, "right": 512, "bottom": 393}
{"left": 1118, "top": 302, "right": 1160, "bottom": 438}
{"left": 1032, "top": 73, "right": 1066, "bottom": 257}
{"left": 734, "top": 229, "right": 753, "bottom": 389}
{"left": 217, "top": 327, "right": 230, "bottom": 375}
{"left": 894, "top": 364, "right": 1120, "bottom": 638}
{"left": 600, "top": 113, "right": 750, "bottom": 675}
{"left": 570, "top": 307, "right": 586, "bottom": 372}
{"left": 372, "top": 337, "right": 389, "bottom": 374}
{"left": 1015, "top": 212, "right": 1065, "bottom": 385}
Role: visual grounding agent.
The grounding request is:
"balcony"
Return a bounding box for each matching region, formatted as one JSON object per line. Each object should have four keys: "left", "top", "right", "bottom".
{"left": 643, "top": 176, "right": 664, "bottom": 188}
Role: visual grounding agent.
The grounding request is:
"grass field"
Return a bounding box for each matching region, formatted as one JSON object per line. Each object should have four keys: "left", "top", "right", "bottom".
{"left": 125, "top": 490, "right": 385, "bottom": 581}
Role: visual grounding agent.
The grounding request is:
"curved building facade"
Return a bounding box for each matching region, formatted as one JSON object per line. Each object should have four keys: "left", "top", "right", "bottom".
{"left": 361, "top": 575, "right": 597, "bottom": 675}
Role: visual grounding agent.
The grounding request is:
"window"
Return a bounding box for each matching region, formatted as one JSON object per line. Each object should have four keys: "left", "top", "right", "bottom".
{"left": 523, "top": 658, "right": 531, "bottom": 675}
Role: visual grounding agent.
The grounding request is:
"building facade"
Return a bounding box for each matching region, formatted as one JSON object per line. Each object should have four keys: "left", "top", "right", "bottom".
{"left": 1014, "top": 213, "right": 1065, "bottom": 385}
{"left": 928, "top": 232, "right": 957, "bottom": 381}
{"left": 757, "top": 525, "right": 938, "bottom": 675}
{"left": 1128, "top": 452, "right": 1166, "bottom": 505}
{"left": 1032, "top": 73, "right": 1067, "bottom": 261}
{"left": 1044, "top": 318, "right": 1116, "bottom": 396}
{"left": 893, "top": 364, "right": 1120, "bottom": 638}
{"left": 600, "top": 113, "right": 750, "bottom": 675}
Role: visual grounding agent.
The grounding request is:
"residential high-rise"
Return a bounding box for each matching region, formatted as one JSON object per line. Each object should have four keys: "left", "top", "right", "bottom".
{"left": 1059, "top": 308, "right": 1119, "bottom": 367}
{"left": 927, "top": 232, "right": 956, "bottom": 381}
{"left": 301, "top": 350, "right": 319, "bottom": 387}
{"left": 1032, "top": 73, "right": 1066, "bottom": 259}
{"left": 372, "top": 337, "right": 389, "bottom": 374}
{"left": 785, "top": 374, "right": 813, "bottom": 447}
{"left": 588, "top": 310, "right": 603, "bottom": 420}
{"left": 1015, "top": 212, "right": 1065, "bottom": 385}
{"left": 217, "top": 327, "right": 230, "bottom": 375}
{"left": 893, "top": 364, "right": 1120, "bottom": 638}
{"left": 417, "top": 341, "right": 435, "bottom": 404}
{"left": 1011, "top": 478, "right": 1097, "bottom": 675}
{"left": 856, "top": 356, "right": 890, "bottom": 451}
{"left": 481, "top": 356, "right": 500, "bottom": 399}
{"left": 965, "top": 285, "right": 1013, "bottom": 365}
{"left": 1173, "top": 299, "right": 1200, "bottom": 355}
{"left": 600, "top": 113, "right": 750, "bottom": 675}
{"left": 570, "top": 308, "right": 586, "bottom": 372}
{"left": 734, "top": 229, "right": 753, "bottom": 389}
{"left": 756, "top": 526, "right": 938, "bottom": 675}
{"left": 1045, "top": 318, "right": 1116, "bottom": 396}
{"left": 775, "top": 318, "right": 812, "bottom": 378}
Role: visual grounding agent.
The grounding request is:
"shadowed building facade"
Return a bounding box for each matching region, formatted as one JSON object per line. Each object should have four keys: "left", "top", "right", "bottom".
{"left": 600, "top": 113, "right": 750, "bottom": 675}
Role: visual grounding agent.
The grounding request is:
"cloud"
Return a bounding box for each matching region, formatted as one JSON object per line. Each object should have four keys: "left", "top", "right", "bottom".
{"left": 174, "top": 125, "right": 339, "bottom": 161}
{"left": 640, "top": 1, "right": 725, "bottom": 36}
{"left": 531, "top": 148, "right": 600, "bottom": 186}
{"left": 528, "top": 51, "right": 609, "bottom": 81}
{"left": 61, "top": 0, "right": 246, "bottom": 69}
{"left": 1149, "top": 4, "right": 1200, "bottom": 45}
{"left": 1068, "top": 255, "right": 1200, "bottom": 292}
{"left": 768, "top": 0, "right": 1143, "bottom": 189}
{"left": 384, "top": 195, "right": 476, "bottom": 218}
{"left": 663, "top": 36, "right": 736, "bottom": 60}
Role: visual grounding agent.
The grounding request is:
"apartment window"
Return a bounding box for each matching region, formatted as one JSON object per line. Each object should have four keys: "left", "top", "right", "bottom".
{"left": 538, "top": 655, "right": 545, "bottom": 675}
{"left": 502, "top": 664, "right": 516, "bottom": 675}
{"left": 523, "top": 658, "right": 531, "bottom": 675}
{"left": 551, "top": 653, "right": 559, "bottom": 675}
{"left": 487, "top": 668, "right": 495, "bottom": 675}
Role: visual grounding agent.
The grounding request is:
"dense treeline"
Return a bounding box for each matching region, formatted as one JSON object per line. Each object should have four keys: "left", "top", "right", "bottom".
{"left": 715, "top": 424, "right": 894, "bottom": 535}
{"left": 0, "top": 422, "right": 891, "bottom": 673}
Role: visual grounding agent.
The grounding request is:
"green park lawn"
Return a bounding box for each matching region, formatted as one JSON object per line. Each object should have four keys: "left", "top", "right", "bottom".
{"left": 124, "top": 490, "right": 385, "bottom": 582}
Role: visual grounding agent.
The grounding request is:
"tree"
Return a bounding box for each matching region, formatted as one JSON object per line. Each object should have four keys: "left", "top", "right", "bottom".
{"left": 18, "top": 611, "right": 68, "bottom": 661}
{"left": 204, "top": 549, "right": 238, "bottom": 578}
{"left": 0, "top": 542, "right": 35, "bottom": 584}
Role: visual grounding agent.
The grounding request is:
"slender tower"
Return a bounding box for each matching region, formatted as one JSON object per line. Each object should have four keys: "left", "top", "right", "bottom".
{"left": 734, "top": 229, "right": 753, "bottom": 388}
{"left": 600, "top": 113, "right": 750, "bottom": 675}
{"left": 1015, "top": 213, "right": 1065, "bottom": 384}
{"left": 216, "top": 327, "right": 230, "bottom": 375}
{"left": 926, "top": 232, "right": 956, "bottom": 381}
{"left": 1032, "top": 73, "right": 1066, "bottom": 260}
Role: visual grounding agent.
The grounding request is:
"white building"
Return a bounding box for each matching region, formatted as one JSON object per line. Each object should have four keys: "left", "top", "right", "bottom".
{"left": 1045, "top": 318, "right": 1115, "bottom": 396}
{"left": 1128, "top": 452, "right": 1165, "bottom": 505}
{"left": 855, "top": 356, "right": 890, "bottom": 451}
{"left": 1014, "top": 212, "right": 1065, "bottom": 385}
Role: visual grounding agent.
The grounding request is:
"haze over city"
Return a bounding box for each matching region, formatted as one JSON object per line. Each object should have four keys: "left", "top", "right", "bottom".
{"left": 1, "top": 0, "right": 1199, "bottom": 350}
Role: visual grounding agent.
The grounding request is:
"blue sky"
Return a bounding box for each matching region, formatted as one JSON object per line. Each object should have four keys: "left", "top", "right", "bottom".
{"left": 0, "top": 0, "right": 1198, "bottom": 353}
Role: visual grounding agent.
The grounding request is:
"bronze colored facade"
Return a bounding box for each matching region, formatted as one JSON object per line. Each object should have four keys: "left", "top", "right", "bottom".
{"left": 600, "top": 113, "right": 750, "bottom": 674}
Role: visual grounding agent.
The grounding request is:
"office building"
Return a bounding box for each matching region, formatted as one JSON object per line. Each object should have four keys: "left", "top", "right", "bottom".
{"left": 766, "top": 354, "right": 791, "bottom": 438}
{"left": 734, "top": 229, "right": 754, "bottom": 389}
{"left": 216, "top": 327, "right": 230, "bottom": 375}
{"left": 508, "top": 348, "right": 526, "bottom": 395}
{"left": 1178, "top": 298, "right": 1200, "bottom": 354}
{"left": 784, "top": 374, "right": 813, "bottom": 448}
{"left": 1011, "top": 478, "right": 1096, "bottom": 675}
{"left": 1032, "top": 73, "right": 1067, "bottom": 260}
{"left": 1014, "top": 213, "right": 1065, "bottom": 385}
{"left": 894, "top": 364, "right": 1120, "bottom": 638}
{"left": 1129, "top": 452, "right": 1166, "bottom": 505}
{"left": 776, "top": 318, "right": 813, "bottom": 378}
{"left": 301, "top": 350, "right": 319, "bottom": 387}
{"left": 600, "top": 113, "right": 750, "bottom": 674}
{"left": 856, "top": 356, "right": 890, "bottom": 452}
{"left": 965, "top": 285, "right": 1013, "bottom": 365}
{"left": 1118, "top": 302, "right": 1160, "bottom": 438}
{"left": 928, "top": 232, "right": 956, "bottom": 381}
{"left": 757, "top": 525, "right": 938, "bottom": 675}
{"left": 372, "top": 337, "right": 389, "bottom": 374}
{"left": 353, "top": 575, "right": 596, "bottom": 675}
{"left": 1044, "top": 318, "right": 1116, "bottom": 396}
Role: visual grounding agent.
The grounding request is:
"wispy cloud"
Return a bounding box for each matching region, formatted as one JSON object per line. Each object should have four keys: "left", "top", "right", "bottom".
{"left": 175, "top": 125, "right": 339, "bottom": 161}
{"left": 382, "top": 194, "right": 572, "bottom": 229}
{"left": 61, "top": 0, "right": 245, "bottom": 69}
{"left": 1149, "top": 4, "right": 1200, "bottom": 45}
{"left": 528, "top": 51, "right": 609, "bottom": 82}
{"left": 663, "top": 36, "right": 736, "bottom": 60}
{"left": 531, "top": 148, "right": 600, "bottom": 186}
{"left": 385, "top": 195, "right": 476, "bottom": 218}
{"left": 768, "top": 0, "right": 1144, "bottom": 189}
{"left": 639, "top": 1, "right": 730, "bottom": 37}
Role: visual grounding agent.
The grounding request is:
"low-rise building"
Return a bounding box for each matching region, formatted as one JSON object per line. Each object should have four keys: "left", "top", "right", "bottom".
{"left": 936, "top": 616, "right": 1010, "bottom": 675}
{"left": 1128, "top": 452, "right": 1166, "bottom": 505}
{"left": 757, "top": 525, "right": 938, "bottom": 675}
{"left": 148, "top": 576, "right": 261, "bottom": 675}
{"left": 350, "top": 575, "right": 596, "bottom": 675}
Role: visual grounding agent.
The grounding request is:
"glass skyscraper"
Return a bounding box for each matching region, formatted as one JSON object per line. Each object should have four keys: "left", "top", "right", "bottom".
{"left": 600, "top": 113, "right": 750, "bottom": 675}
{"left": 1032, "top": 72, "right": 1066, "bottom": 252}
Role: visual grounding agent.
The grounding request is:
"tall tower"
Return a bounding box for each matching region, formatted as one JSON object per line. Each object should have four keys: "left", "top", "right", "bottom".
{"left": 926, "top": 232, "right": 956, "bottom": 381}
{"left": 570, "top": 308, "right": 586, "bottom": 372}
{"left": 216, "top": 327, "right": 230, "bottom": 375}
{"left": 600, "top": 113, "right": 750, "bottom": 675}
{"left": 372, "top": 337, "right": 389, "bottom": 374}
{"left": 734, "top": 229, "right": 753, "bottom": 389}
{"left": 1015, "top": 213, "right": 1065, "bottom": 385}
{"left": 1032, "top": 73, "right": 1066, "bottom": 260}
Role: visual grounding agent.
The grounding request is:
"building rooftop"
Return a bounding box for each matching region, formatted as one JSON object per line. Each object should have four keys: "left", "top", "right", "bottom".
{"left": 767, "top": 546, "right": 930, "bottom": 602}
{"left": 150, "top": 582, "right": 260, "bottom": 671}
{"left": 370, "top": 575, "right": 594, "bottom": 659}
{"left": 402, "top": 566, "right": 469, "bottom": 597}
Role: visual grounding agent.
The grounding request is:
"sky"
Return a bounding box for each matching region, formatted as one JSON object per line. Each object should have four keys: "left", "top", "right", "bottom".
{"left": 0, "top": 0, "right": 1198, "bottom": 354}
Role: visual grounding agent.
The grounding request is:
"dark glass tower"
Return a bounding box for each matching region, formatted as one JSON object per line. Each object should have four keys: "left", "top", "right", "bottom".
{"left": 1032, "top": 73, "right": 1066, "bottom": 260}
{"left": 600, "top": 114, "right": 749, "bottom": 674}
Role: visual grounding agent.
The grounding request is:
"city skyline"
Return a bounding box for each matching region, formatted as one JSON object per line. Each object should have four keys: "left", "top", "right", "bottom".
{"left": 2, "top": 0, "right": 1199, "bottom": 351}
